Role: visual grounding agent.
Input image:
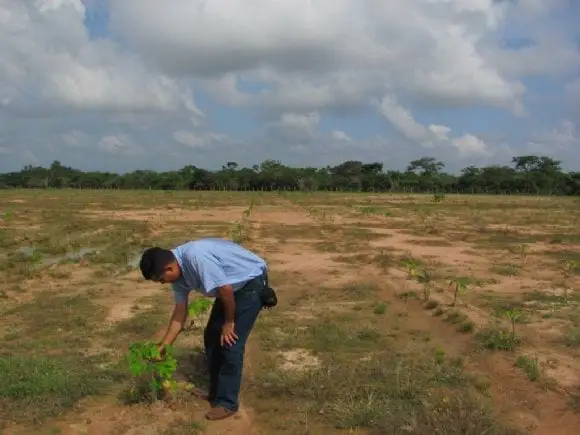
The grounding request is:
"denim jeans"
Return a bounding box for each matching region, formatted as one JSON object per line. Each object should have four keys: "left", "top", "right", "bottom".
{"left": 203, "top": 274, "right": 265, "bottom": 411}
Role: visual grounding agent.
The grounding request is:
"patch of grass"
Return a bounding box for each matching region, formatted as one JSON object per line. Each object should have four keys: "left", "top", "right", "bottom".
{"left": 161, "top": 419, "right": 204, "bottom": 435}
{"left": 523, "top": 290, "right": 578, "bottom": 305}
{"left": 478, "top": 293, "right": 525, "bottom": 317}
{"left": 373, "top": 302, "right": 388, "bottom": 315}
{"left": 341, "top": 281, "right": 380, "bottom": 298}
{"left": 113, "top": 304, "right": 169, "bottom": 342}
{"left": 0, "top": 354, "right": 122, "bottom": 425}
{"left": 398, "top": 290, "right": 420, "bottom": 301}
{"left": 476, "top": 324, "right": 521, "bottom": 351}
{"left": 562, "top": 328, "right": 580, "bottom": 347}
{"left": 373, "top": 249, "right": 396, "bottom": 269}
{"left": 333, "top": 253, "right": 372, "bottom": 265}
{"left": 515, "top": 356, "right": 540, "bottom": 382}
{"left": 5, "top": 294, "right": 105, "bottom": 351}
{"left": 444, "top": 310, "right": 467, "bottom": 325}
{"left": 457, "top": 320, "right": 475, "bottom": 333}
{"left": 251, "top": 349, "right": 515, "bottom": 434}
{"left": 490, "top": 263, "right": 521, "bottom": 276}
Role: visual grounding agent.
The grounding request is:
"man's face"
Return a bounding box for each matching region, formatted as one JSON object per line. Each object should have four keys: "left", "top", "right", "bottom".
{"left": 153, "top": 262, "right": 180, "bottom": 284}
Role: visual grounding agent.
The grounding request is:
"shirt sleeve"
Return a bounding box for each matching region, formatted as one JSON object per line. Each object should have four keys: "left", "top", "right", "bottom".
{"left": 171, "top": 281, "right": 190, "bottom": 304}
{"left": 192, "top": 252, "right": 229, "bottom": 295}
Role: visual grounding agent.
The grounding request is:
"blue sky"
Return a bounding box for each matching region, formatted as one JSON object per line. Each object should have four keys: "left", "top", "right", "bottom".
{"left": 0, "top": 0, "right": 578, "bottom": 174}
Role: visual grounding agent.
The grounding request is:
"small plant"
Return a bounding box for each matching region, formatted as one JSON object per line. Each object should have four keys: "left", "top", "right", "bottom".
{"left": 188, "top": 298, "right": 212, "bottom": 317}
{"left": 186, "top": 298, "right": 213, "bottom": 330}
{"left": 432, "top": 193, "right": 446, "bottom": 203}
{"left": 373, "top": 302, "right": 388, "bottom": 315}
{"left": 126, "top": 341, "right": 178, "bottom": 401}
{"left": 477, "top": 324, "right": 520, "bottom": 351}
{"left": 561, "top": 258, "right": 578, "bottom": 277}
{"left": 504, "top": 308, "right": 522, "bottom": 343}
{"left": 448, "top": 276, "right": 469, "bottom": 306}
{"left": 515, "top": 355, "right": 541, "bottom": 382}
{"left": 457, "top": 320, "right": 475, "bottom": 333}
{"left": 412, "top": 268, "right": 433, "bottom": 301}
{"left": 403, "top": 259, "right": 419, "bottom": 278}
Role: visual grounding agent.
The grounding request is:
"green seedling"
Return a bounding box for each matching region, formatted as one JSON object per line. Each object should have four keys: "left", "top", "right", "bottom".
{"left": 410, "top": 268, "right": 433, "bottom": 301}
{"left": 403, "top": 259, "right": 419, "bottom": 279}
{"left": 188, "top": 298, "right": 212, "bottom": 317}
{"left": 448, "top": 277, "right": 469, "bottom": 306}
{"left": 432, "top": 193, "right": 445, "bottom": 203}
{"left": 561, "top": 258, "right": 578, "bottom": 278}
{"left": 185, "top": 298, "right": 213, "bottom": 331}
{"left": 504, "top": 308, "right": 522, "bottom": 343}
{"left": 126, "top": 341, "right": 178, "bottom": 400}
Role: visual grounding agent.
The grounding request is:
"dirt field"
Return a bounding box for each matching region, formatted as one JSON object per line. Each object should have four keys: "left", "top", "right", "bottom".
{"left": 1, "top": 190, "right": 579, "bottom": 435}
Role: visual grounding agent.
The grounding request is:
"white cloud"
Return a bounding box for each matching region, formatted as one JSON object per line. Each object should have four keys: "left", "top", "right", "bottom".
{"left": 332, "top": 130, "right": 352, "bottom": 141}
{"left": 452, "top": 134, "right": 489, "bottom": 157}
{"left": 528, "top": 119, "right": 578, "bottom": 152}
{"left": 277, "top": 112, "right": 320, "bottom": 134}
{"left": 98, "top": 134, "right": 139, "bottom": 155}
{"left": 62, "top": 130, "right": 89, "bottom": 148}
{"left": 173, "top": 130, "right": 231, "bottom": 149}
{"left": 428, "top": 125, "right": 452, "bottom": 142}
{"left": 0, "top": 0, "right": 203, "bottom": 119}
{"left": 378, "top": 94, "right": 489, "bottom": 158}
{"left": 109, "top": 0, "right": 536, "bottom": 113}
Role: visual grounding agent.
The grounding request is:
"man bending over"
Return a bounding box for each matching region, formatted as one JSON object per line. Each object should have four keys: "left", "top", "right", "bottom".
{"left": 139, "top": 238, "right": 270, "bottom": 421}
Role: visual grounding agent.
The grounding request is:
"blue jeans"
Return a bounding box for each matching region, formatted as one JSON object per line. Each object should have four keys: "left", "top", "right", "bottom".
{"left": 203, "top": 274, "right": 265, "bottom": 411}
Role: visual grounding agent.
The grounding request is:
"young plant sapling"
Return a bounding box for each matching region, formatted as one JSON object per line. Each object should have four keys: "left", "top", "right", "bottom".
{"left": 186, "top": 298, "right": 213, "bottom": 330}
{"left": 415, "top": 268, "right": 433, "bottom": 301}
{"left": 448, "top": 276, "right": 469, "bottom": 306}
{"left": 504, "top": 308, "right": 522, "bottom": 348}
{"left": 126, "top": 341, "right": 178, "bottom": 400}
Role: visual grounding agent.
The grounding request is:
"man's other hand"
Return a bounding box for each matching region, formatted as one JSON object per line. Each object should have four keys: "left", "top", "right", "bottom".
{"left": 220, "top": 322, "right": 238, "bottom": 347}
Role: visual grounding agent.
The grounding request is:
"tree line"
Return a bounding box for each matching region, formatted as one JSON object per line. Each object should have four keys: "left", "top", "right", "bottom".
{"left": 0, "top": 155, "right": 579, "bottom": 195}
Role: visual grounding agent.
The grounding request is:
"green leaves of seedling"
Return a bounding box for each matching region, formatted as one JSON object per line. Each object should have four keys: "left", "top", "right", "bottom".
{"left": 187, "top": 298, "right": 212, "bottom": 318}
{"left": 126, "top": 341, "right": 178, "bottom": 399}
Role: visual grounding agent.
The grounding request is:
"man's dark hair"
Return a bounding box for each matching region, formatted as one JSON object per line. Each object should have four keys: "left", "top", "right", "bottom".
{"left": 139, "top": 247, "right": 176, "bottom": 280}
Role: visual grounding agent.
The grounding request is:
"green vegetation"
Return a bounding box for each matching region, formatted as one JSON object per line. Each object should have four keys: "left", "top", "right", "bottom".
{"left": 126, "top": 341, "right": 178, "bottom": 401}
{"left": 0, "top": 355, "right": 120, "bottom": 425}
{"left": 1, "top": 155, "right": 579, "bottom": 194}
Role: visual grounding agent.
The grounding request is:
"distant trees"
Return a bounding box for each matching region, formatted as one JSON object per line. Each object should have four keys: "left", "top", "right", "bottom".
{"left": 0, "top": 156, "right": 579, "bottom": 195}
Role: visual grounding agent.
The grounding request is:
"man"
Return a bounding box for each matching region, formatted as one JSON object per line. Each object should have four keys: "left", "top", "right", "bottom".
{"left": 139, "top": 237, "right": 269, "bottom": 421}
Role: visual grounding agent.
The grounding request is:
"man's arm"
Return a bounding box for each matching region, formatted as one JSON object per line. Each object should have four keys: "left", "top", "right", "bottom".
{"left": 158, "top": 301, "right": 188, "bottom": 348}
{"left": 216, "top": 284, "right": 235, "bottom": 323}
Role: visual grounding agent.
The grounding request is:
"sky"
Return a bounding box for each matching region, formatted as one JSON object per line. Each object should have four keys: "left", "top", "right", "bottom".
{"left": 0, "top": 0, "right": 579, "bottom": 174}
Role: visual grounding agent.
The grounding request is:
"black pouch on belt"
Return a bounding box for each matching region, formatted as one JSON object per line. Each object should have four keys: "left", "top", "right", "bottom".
{"left": 261, "top": 269, "right": 278, "bottom": 308}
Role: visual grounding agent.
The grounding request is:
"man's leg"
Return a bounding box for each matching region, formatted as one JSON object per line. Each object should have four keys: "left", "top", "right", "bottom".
{"left": 206, "top": 276, "right": 264, "bottom": 420}
{"left": 203, "top": 299, "right": 224, "bottom": 402}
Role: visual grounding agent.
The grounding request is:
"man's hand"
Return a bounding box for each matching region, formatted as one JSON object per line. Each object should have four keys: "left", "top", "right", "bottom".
{"left": 148, "top": 344, "right": 167, "bottom": 362}
{"left": 221, "top": 322, "right": 238, "bottom": 347}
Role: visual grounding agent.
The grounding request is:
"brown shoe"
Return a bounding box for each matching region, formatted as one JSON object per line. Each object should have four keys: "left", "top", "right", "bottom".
{"left": 205, "top": 406, "right": 237, "bottom": 421}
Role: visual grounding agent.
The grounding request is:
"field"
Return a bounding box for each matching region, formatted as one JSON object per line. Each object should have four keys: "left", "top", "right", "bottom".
{"left": 1, "top": 190, "right": 580, "bottom": 435}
